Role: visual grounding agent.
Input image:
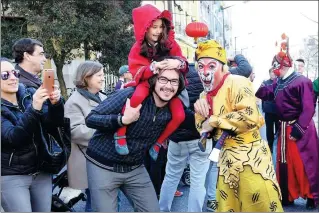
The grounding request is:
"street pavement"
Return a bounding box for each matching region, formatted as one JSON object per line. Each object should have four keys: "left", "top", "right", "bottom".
{"left": 72, "top": 183, "right": 318, "bottom": 212}
{"left": 69, "top": 105, "right": 319, "bottom": 212}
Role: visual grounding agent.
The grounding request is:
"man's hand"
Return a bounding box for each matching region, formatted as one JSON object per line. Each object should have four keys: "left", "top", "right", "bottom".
{"left": 194, "top": 98, "right": 210, "bottom": 118}
{"left": 289, "top": 135, "right": 297, "bottom": 141}
{"left": 49, "top": 85, "right": 61, "bottom": 105}
{"left": 121, "top": 98, "right": 142, "bottom": 125}
{"left": 200, "top": 119, "right": 213, "bottom": 135}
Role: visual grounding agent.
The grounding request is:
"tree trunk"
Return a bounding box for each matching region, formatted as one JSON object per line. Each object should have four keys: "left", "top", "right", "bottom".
{"left": 55, "top": 59, "right": 68, "bottom": 100}
{"left": 84, "top": 40, "right": 90, "bottom": 60}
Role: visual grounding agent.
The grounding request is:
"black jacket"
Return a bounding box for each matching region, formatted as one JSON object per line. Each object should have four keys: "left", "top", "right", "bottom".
{"left": 15, "top": 64, "right": 42, "bottom": 89}
{"left": 261, "top": 79, "right": 278, "bottom": 114}
{"left": 169, "top": 64, "right": 204, "bottom": 143}
{"left": 229, "top": 54, "right": 252, "bottom": 78}
{"left": 1, "top": 84, "right": 64, "bottom": 175}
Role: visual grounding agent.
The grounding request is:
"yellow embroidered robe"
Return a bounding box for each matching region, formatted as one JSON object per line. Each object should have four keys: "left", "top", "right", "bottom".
{"left": 195, "top": 75, "right": 283, "bottom": 212}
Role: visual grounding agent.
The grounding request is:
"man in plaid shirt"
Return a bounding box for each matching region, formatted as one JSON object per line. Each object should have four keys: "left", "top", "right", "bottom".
{"left": 85, "top": 58, "right": 186, "bottom": 212}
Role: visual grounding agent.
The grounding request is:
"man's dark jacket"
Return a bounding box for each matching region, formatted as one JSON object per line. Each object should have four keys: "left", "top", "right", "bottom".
{"left": 261, "top": 79, "right": 277, "bottom": 114}
{"left": 16, "top": 64, "right": 42, "bottom": 91}
{"left": 169, "top": 64, "right": 204, "bottom": 143}
{"left": 86, "top": 87, "right": 173, "bottom": 172}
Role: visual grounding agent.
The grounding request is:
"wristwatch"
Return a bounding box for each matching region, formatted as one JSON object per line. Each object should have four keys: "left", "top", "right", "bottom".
{"left": 117, "top": 115, "right": 124, "bottom": 126}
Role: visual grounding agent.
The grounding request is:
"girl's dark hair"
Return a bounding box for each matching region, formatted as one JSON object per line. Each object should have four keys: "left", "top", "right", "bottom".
{"left": 140, "top": 18, "right": 171, "bottom": 60}
{"left": 148, "top": 56, "right": 185, "bottom": 97}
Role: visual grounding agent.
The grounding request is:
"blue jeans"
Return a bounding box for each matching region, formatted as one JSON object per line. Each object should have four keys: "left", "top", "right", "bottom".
{"left": 205, "top": 162, "right": 218, "bottom": 201}
{"left": 258, "top": 104, "right": 267, "bottom": 141}
{"left": 1, "top": 173, "right": 52, "bottom": 212}
{"left": 85, "top": 188, "right": 92, "bottom": 212}
{"left": 159, "top": 139, "right": 212, "bottom": 212}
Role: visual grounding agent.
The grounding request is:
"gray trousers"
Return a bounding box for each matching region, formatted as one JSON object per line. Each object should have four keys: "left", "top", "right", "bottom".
{"left": 1, "top": 173, "right": 52, "bottom": 212}
{"left": 87, "top": 160, "right": 160, "bottom": 212}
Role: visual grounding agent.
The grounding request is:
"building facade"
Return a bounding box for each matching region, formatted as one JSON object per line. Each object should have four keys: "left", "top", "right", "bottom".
{"left": 142, "top": 0, "right": 200, "bottom": 62}
{"left": 198, "top": 1, "right": 213, "bottom": 42}
{"left": 198, "top": 1, "right": 233, "bottom": 56}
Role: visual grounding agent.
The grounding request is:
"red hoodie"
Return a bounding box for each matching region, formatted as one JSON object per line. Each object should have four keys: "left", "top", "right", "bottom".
{"left": 128, "top": 4, "right": 188, "bottom": 85}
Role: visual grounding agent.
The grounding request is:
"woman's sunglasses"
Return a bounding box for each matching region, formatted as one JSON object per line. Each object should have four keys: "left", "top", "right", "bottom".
{"left": 1, "top": 70, "right": 20, "bottom": 80}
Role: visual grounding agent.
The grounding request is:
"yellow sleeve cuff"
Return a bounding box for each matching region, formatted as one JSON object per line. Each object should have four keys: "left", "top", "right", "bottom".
{"left": 195, "top": 113, "right": 206, "bottom": 133}
{"left": 209, "top": 115, "right": 219, "bottom": 127}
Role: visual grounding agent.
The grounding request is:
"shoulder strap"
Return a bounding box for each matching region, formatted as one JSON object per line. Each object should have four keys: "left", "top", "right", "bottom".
{"left": 77, "top": 144, "right": 88, "bottom": 158}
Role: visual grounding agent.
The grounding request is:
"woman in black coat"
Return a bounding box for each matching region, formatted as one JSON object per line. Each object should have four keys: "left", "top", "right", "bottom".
{"left": 1, "top": 58, "right": 64, "bottom": 212}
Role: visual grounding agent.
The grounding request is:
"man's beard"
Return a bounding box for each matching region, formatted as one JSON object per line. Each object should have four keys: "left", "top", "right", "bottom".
{"left": 154, "top": 87, "right": 175, "bottom": 103}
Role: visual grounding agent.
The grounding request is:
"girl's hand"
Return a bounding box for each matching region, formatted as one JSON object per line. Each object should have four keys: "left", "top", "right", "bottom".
{"left": 161, "top": 59, "right": 182, "bottom": 70}
{"left": 154, "top": 61, "right": 167, "bottom": 73}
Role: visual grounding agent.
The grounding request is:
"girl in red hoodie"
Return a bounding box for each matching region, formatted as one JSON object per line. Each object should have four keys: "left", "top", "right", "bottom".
{"left": 114, "top": 4, "right": 188, "bottom": 161}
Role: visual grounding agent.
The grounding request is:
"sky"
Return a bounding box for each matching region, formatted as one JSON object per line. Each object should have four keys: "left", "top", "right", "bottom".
{"left": 227, "top": 1, "right": 318, "bottom": 89}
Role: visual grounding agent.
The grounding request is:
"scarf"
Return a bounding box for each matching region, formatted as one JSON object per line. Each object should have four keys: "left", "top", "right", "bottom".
{"left": 206, "top": 73, "right": 230, "bottom": 115}
{"left": 77, "top": 88, "right": 102, "bottom": 104}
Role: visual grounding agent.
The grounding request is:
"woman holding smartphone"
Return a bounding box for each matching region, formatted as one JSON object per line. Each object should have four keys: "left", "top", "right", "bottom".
{"left": 1, "top": 57, "right": 64, "bottom": 212}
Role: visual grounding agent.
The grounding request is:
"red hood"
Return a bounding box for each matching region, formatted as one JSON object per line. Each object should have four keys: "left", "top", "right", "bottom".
{"left": 132, "top": 4, "right": 175, "bottom": 45}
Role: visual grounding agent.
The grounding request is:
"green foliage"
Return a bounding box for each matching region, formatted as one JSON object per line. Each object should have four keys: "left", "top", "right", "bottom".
{"left": 91, "top": 0, "right": 141, "bottom": 75}
{"left": 1, "top": 16, "right": 27, "bottom": 59}
{"left": 4, "top": 0, "right": 141, "bottom": 98}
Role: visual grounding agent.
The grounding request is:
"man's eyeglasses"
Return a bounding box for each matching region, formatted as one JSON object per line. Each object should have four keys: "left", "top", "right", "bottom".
{"left": 1, "top": 70, "right": 20, "bottom": 80}
{"left": 157, "top": 76, "right": 179, "bottom": 86}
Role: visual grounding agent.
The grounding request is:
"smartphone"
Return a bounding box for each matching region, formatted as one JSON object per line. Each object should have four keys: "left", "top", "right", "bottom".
{"left": 42, "top": 69, "right": 55, "bottom": 94}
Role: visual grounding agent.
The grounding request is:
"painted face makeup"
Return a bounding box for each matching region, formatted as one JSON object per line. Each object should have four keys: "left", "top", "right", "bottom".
{"left": 272, "top": 60, "right": 281, "bottom": 77}
{"left": 197, "top": 58, "right": 222, "bottom": 92}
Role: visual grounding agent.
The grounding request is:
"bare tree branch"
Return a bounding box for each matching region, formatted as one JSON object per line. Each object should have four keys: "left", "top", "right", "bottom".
{"left": 300, "top": 13, "right": 318, "bottom": 24}
{"left": 309, "top": 35, "right": 318, "bottom": 42}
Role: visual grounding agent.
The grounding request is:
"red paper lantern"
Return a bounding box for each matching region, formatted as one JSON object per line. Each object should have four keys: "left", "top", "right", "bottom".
{"left": 185, "top": 22, "right": 209, "bottom": 43}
